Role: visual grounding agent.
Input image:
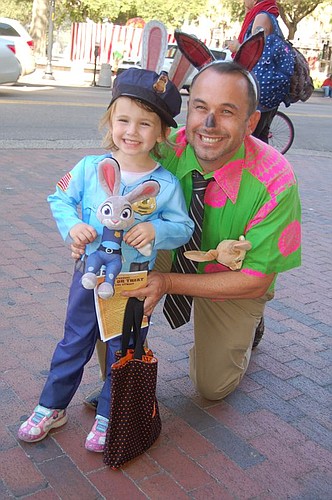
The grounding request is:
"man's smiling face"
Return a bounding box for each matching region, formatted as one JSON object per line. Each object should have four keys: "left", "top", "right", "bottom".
{"left": 186, "top": 67, "right": 260, "bottom": 173}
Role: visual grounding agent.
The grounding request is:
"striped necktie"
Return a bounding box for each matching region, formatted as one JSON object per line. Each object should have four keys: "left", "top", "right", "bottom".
{"left": 163, "top": 170, "right": 210, "bottom": 329}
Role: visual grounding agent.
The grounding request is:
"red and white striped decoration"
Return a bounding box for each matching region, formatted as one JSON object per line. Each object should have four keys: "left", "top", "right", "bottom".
{"left": 70, "top": 23, "right": 208, "bottom": 65}
{"left": 70, "top": 23, "right": 144, "bottom": 64}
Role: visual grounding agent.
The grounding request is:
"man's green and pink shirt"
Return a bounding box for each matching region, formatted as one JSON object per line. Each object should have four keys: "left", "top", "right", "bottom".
{"left": 160, "top": 128, "right": 301, "bottom": 292}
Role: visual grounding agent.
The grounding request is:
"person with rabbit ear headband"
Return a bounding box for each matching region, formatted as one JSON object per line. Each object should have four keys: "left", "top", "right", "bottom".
{"left": 122, "top": 26, "right": 301, "bottom": 403}
{"left": 85, "top": 23, "right": 300, "bottom": 410}
{"left": 17, "top": 21, "right": 195, "bottom": 453}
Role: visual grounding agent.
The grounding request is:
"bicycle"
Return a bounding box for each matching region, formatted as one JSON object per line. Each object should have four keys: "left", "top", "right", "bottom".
{"left": 268, "top": 110, "right": 295, "bottom": 154}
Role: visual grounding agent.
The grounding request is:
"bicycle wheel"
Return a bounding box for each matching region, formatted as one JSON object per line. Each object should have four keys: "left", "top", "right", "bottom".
{"left": 268, "top": 111, "right": 295, "bottom": 154}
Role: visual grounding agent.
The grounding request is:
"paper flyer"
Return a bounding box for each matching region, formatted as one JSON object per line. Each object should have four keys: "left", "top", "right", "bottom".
{"left": 94, "top": 271, "right": 148, "bottom": 341}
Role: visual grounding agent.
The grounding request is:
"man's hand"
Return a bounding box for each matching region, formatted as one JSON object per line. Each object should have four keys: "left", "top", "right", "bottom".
{"left": 123, "top": 268, "right": 275, "bottom": 316}
{"left": 124, "top": 222, "right": 155, "bottom": 250}
{"left": 122, "top": 271, "right": 171, "bottom": 316}
{"left": 69, "top": 223, "right": 97, "bottom": 259}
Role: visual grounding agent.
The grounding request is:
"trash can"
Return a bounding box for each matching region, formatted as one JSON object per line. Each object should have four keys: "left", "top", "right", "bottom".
{"left": 97, "top": 63, "right": 112, "bottom": 88}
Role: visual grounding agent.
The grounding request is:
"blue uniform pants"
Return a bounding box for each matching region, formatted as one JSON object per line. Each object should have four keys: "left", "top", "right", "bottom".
{"left": 39, "top": 268, "right": 148, "bottom": 418}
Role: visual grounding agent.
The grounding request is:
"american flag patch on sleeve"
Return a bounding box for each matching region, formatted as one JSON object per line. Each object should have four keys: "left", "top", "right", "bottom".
{"left": 57, "top": 172, "right": 72, "bottom": 191}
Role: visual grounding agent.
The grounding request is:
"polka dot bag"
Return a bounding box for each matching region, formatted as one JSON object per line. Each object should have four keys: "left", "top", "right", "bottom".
{"left": 103, "top": 298, "right": 161, "bottom": 469}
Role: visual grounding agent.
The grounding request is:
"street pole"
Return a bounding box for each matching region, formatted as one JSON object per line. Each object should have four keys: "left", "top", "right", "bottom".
{"left": 92, "top": 43, "right": 100, "bottom": 86}
{"left": 43, "top": 0, "right": 55, "bottom": 80}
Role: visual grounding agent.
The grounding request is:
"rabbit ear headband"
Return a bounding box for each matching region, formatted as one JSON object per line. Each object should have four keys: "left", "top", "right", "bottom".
{"left": 140, "top": 21, "right": 265, "bottom": 94}
{"left": 112, "top": 22, "right": 265, "bottom": 126}
{"left": 141, "top": 21, "right": 265, "bottom": 85}
{"left": 173, "top": 28, "right": 265, "bottom": 99}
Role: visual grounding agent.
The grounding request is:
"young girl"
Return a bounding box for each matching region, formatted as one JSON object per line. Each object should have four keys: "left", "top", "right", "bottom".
{"left": 18, "top": 67, "right": 194, "bottom": 452}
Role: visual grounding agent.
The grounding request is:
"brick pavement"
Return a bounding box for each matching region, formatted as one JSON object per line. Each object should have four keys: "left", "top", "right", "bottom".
{"left": 0, "top": 147, "right": 331, "bottom": 499}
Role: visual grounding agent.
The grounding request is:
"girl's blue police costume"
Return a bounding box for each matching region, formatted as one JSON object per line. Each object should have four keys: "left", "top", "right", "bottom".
{"left": 41, "top": 153, "right": 193, "bottom": 418}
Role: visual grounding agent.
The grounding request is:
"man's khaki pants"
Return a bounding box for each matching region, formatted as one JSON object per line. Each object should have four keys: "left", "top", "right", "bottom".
{"left": 190, "top": 293, "right": 269, "bottom": 400}
{"left": 96, "top": 250, "right": 272, "bottom": 400}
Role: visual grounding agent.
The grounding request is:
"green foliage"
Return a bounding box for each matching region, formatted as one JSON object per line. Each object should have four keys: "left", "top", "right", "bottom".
{"left": 59, "top": 0, "right": 123, "bottom": 23}
{"left": 135, "top": 0, "right": 209, "bottom": 28}
{"left": 60, "top": 0, "right": 209, "bottom": 27}
{"left": 4, "top": 0, "right": 330, "bottom": 36}
{"left": 1, "top": 0, "right": 33, "bottom": 26}
{"left": 222, "top": 0, "right": 245, "bottom": 22}
{"left": 221, "top": 0, "right": 327, "bottom": 40}
{"left": 278, "top": 0, "right": 324, "bottom": 20}
{"left": 222, "top": 0, "right": 326, "bottom": 24}
{"left": 277, "top": 0, "right": 326, "bottom": 39}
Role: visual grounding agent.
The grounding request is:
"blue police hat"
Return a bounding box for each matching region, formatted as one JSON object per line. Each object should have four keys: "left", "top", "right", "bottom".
{"left": 109, "top": 67, "right": 182, "bottom": 127}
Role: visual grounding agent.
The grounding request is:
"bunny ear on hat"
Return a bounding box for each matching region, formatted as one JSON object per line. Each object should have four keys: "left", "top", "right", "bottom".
{"left": 168, "top": 49, "right": 196, "bottom": 90}
{"left": 141, "top": 24, "right": 197, "bottom": 90}
{"left": 141, "top": 20, "right": 168, "bottom": 73}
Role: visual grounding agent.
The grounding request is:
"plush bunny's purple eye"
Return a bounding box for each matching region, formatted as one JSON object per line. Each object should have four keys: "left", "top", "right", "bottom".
{"left": 121, "top": 207, "right": 133, "bottom": 220}
{"left": 101, "top": 203, "right": 113, "bottom": 217}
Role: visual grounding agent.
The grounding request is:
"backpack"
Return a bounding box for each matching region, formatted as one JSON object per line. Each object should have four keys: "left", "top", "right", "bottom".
{"left": 284, "top": 44, "right": 314, "bottom": 105}
{"left": 246, "top": 13, "right": 294, "bottom": 110}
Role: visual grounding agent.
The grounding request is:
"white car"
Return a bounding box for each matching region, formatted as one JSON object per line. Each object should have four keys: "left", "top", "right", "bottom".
{"left": 0, "top": 37, "right": 21, "bottom": 84}
{"left": 116, "top": 57, "right": 141, "bottom": 76}
{"left": 0, "top": 17, "right": 35, "bottom": 76}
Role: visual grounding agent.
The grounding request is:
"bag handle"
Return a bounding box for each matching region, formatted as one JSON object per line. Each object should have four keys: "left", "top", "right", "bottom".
{"left": 121, "top": 297, "right": 145, "bottom": 359}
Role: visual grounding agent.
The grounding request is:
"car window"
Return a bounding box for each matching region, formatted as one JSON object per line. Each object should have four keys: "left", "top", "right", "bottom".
{"left": 166, "top": 45, "right": 177, "bottom": 59}
{"left": 0, "top": 23, "right": 20, "bottom": 37}
{"left": 210, "top": 49, "right": 226, "bottom": 60}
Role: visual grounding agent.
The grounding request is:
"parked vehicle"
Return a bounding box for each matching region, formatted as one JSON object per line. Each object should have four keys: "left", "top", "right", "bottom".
{"left": 0, "top": 18, "right": 35, "bottom": 76}
{"left": 116, "top": 56, "right": 141, "bottom": 75}
{"left": 0, "top": 37, "right": 21, "bottom": 85}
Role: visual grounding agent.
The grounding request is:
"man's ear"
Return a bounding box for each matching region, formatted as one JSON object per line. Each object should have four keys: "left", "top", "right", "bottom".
{"left": 246, "top": 110, "right": 261, "bottom": 136}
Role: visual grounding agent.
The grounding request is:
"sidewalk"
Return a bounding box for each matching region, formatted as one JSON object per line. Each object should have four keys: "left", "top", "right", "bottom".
{"left": 18, "top": 65, "right": 100, "bottom": 88}
{"left": 1, "top": 147, "right": 331, "bottom": 499}
{"left": 1, "top": 71, "right": 332, "bottom": 498}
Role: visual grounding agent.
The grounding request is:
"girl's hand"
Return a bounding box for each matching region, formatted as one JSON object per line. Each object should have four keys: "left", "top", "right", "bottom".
{"left": 69, "top": 223, "right": 97, "bottom": 259}
{"left": 124, "top": 222, "right": 155, "bottom": 250}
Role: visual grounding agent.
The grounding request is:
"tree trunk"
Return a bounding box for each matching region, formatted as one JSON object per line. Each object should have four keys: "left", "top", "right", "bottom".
{"left": 30, "top": 0, "right": 48, "bottom": 57}
{"left": 288, "top": 25, "right": 296, "bottom": 41}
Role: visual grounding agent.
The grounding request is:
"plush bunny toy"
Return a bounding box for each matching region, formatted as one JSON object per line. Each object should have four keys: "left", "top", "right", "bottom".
{"left": 184, "top": 236, "right": 252, "bottom": 271}
{"left": 81, "top": 158, "right": 160, "bottom": 299}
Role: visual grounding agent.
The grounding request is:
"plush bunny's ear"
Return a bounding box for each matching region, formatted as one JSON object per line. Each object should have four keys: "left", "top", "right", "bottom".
{"left": 125, "top": 180, "right": 160, "bottom": 205}
{"left": 98, "top": 158, "right": 121, "bottom": 196}
{"left": 184, "top": 249, "right": 218, "bottom": 262}
{"left": 232, "top": 240, "right": 252, "bottom": 251}
{"left": 234, "top": 29, "right": 265, "bottom": 71}
{"left": 141, "top": 20, "right": 168, "bottom": 73}
{"left": 174, "top": 30, "right": 215, "bottom": 70}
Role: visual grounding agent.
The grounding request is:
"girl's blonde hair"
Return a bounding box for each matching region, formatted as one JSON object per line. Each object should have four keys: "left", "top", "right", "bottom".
{"left": 99, "top": 97, "right": 172, "bottom": 158}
